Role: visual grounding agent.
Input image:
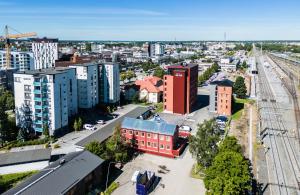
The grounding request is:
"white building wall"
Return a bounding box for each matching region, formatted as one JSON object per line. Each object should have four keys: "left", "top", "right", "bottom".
{"left": 100, "top": 63, "right": 120, "bottom": 104}
{"left": 0, "top": 51, "right": 34, "bottom": 71}
{"left": 32, "top": 41, "right": 58, "bottom": 69}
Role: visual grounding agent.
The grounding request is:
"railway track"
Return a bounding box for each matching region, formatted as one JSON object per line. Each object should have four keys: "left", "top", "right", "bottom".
{"left": 256, "top": 51, "right": 300, "bottom": 194}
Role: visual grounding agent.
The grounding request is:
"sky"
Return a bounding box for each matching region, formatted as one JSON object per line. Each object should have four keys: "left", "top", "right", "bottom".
{"left": 0, "top": 0, "right": 300, "bottom": 41}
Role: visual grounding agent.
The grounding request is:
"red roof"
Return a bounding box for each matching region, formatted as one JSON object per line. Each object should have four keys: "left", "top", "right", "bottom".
{"left": 135, "top": 76, "right": 163, "bottom": 93}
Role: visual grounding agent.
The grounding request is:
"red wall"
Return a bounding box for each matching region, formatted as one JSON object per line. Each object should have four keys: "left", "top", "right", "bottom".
{"left": 172, "top": 70, "right": 186, "bottom": 114}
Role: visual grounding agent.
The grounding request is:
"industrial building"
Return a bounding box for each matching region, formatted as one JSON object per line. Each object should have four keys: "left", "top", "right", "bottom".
{"left": 163, "top": 63, "right": 198, "bottom": 114}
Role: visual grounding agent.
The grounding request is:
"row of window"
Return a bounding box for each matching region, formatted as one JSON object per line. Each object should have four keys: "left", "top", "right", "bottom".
{"left": 123, "top": 129, "right": 171, "bottom": 141}
{"left": 135, "top": 140, "right": 171, "bottom": 150}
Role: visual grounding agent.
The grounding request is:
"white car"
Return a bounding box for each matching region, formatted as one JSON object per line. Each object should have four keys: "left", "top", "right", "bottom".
{"left": 84, "top": 124, "right": 96, "bottom": 130}
{"left": 97, "top": 120, "right": 105, "bottom": 125}
{"left": 179, "top": 125, "right": 192, "bottom": 132}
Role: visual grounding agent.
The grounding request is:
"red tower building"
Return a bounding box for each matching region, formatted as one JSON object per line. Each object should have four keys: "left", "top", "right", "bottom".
{"left": 163, "top": 63, "right": 198, "bottom": 114}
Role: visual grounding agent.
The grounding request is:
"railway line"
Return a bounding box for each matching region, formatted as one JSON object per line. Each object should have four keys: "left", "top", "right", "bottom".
{"left": 255, "top": 48, "right": 300, "bottom": 194}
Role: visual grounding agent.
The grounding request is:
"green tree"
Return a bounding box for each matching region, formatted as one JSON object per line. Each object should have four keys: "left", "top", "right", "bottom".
{"left": 78, "top": 117, "right": 83, "bottom": 131}
{"left": 242, "top": 60, "right": 247, "bottom": 68}
{"left": 126, "top": 71, "right": 135, "bottom": 80}
{"left": 85, "top": 141, "right": 106, "bottom": 158}
{"left": 73, "top": 119, "right": 78, "bottom": 132}
{"left": 17, "top": 128, "right": 27, "bottom": 142}
{"left": 120, "top": 73, "right": 127, "bottom": 81}
{"left": 42, "top": 123, "right": 49, "bottom": 137}
{"left": 132, "top": 93, "right": 140, "bottom": 104}
{"left": 0, "top": 101, "right": 9, "bottom": 145}
{"left": 189, "top": 119, "right": 220, "bottom": 168}
{"left": 233, "top": 76, "right": 247, "bottom": 99}
{"left": 219, "top": 136, "right": 242, "bottom": 154}
{"left": 204, "top": 151, "right": 251, "bottom": 194}
{"left": 153, "top": 67, "right": 165, "bottom": 79}
{"left": 85, "top": 43, "right": 92, "bottom": 52}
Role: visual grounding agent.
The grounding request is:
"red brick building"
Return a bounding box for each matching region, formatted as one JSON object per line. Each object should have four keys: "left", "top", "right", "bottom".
{"left": 163, "top": 63, "right": 198, "bottom": 114}
{"left": 121, "top": 117, "right": 185, "bottom": 157}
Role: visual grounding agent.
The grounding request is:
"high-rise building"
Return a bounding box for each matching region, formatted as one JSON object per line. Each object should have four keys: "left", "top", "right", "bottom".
{"left": 0, "top": 51, "right": 34, "bottom": 71}
{"left": 70, "top": 63, "right": 99, "bottom": 108}
{"left": 99, "top": 63, "right": 120, "bottom": 104}
{"left": 209, "top": 80, "right": 233, "bottom": 116}
{"left": 31, "top": 38, "right": 58, "bottom": 69}
{"left": 163, "top": 63, "right": 198, "bottom": 114}
{"left": 148, "top": 43, "right": 165, "bottom": 57}
{"left": 14, "top": 67, "right": 78, "bottom": 135}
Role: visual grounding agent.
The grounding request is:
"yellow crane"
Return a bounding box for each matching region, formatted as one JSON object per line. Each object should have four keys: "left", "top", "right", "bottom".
{"left": 0, "top": 25, "right": 37, "bottom": 69}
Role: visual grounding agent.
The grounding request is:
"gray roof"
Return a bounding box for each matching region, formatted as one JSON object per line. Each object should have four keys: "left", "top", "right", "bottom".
{"left": 75, "top": 106, "right": 150, "bottom": 147}
{"left": 15, "top": 67, "right": 74, "bottom": 76}
{"left": 122, "top": 117, "right": 177, "bottom": 136}
{"left": 3, "top": 151, "right": 104, "bottom": 195}
{"left": 0, "top": 149, "right": 51, "bottom": 167}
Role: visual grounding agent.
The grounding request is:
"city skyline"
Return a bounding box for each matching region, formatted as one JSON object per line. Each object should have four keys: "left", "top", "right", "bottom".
{"left": 1, "top": 0, "right": 300, "bottom": 40}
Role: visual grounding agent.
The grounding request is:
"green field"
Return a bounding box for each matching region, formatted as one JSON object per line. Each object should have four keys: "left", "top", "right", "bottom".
{"left": 0, "top": 171, "right": 37, "bottom": 193}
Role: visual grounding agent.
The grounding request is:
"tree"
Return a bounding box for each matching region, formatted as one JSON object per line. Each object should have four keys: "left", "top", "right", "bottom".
{"left": 85, "top": 141, "right": 106, "bottom": 158}
{"left": 189, "top": 119, "right": 220, "bottom": 168}
{"left": 43, "top": 123, "right": 49, "bottom": 137}
{"left": 219, "top": 136, "right": 242, "bottom": 154}
{"left": 73, "top": 119, "right": 78, "bottom": 132}
{"left": 78, "top": 117, "right": 83, "bottom": 131}
{"left": 204, "top": 151, "right": 251, "bottom": 194}
{"left": 153, "top": 67, "right": 165, "bottom": 79}
{"left": 120, "top": 73, "right": 127, "bottom": 81}
{"left": 242, "top": 60, "right": 247, "bottom": 69}
{"left": 85, "top": 43, "right": 92, "bottom": 52}
{"left": 17, "top": 128, "right": 27, "bottom": 142}
{"left": 132, "top": 93, "right": 140, "bottom": 104}
{"left": 0, "top": 101, "right": 9, "bottom": 145}
{"left": 233, "top": 76, "right": 247, "bottom": 99}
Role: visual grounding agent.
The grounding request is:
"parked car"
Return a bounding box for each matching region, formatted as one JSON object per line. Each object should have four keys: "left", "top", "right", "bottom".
{"left": 117, "top": 106, "right": 124, "bottom": 109}
{"left": 111, "top": 113, "right": 119, "bottom": 118}
{"left": 96, "top": 120, "right": 105, "bottom": 125}
{"left": 84, "top": 124, "right": 96, "bottom": 130}
{"left": 179, "top": 125, "right": 192, "bottom": 132}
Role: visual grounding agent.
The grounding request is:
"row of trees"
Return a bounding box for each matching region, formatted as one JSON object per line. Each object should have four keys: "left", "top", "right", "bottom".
{"left": 140, "top": 62, "right": 159, "bottom": 72}
{"left": 120, "top": 71, "right": 136, "bottom": 81}
{"left": 259, "top": 43, "right": 300, "bottom": 53}
{"left": 198, "top": 62, "right": 220, "bottom": 85}
{"left": 234, "top": 43, "right": 252, "bottom": 51}
{"left": 85, "top": 124, "right": 130, "bottom": 162}
{"left": 189, "top": 119, "right": 251, "bottom": 194}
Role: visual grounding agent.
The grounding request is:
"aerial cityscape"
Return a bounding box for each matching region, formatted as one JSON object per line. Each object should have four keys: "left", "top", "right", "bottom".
{"left": 0, "top": 0, "right": 300, "bottom": 195}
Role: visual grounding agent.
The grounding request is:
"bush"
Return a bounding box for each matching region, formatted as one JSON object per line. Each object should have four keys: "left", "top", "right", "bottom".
{"left": 103, "top": 182, "right": 120, "bottom": 195}
{"left": 53, "top": 144, "right": 60, "bottom": 149}
{"left": 0, "top": 137, "right": 53, "bottom": 150}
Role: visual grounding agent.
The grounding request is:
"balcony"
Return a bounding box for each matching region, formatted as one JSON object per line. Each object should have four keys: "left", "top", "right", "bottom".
{"left": 33, "top": 82, "right": 41, "bottom": 86}
{"left": 34, "top": 97, "right": 42, "bottom": 101}
{"left": 33, "top": 90, "right": 41, "bottom": 94}
{"left": 34, "top": 127, "right": 43, "bottom": 133}
{"left": 35, "top": 120, "right": 43, "bottom": 125}
{"left": 35, "top": 112, "right": 42, "bottom": 117}
{"left": 34, "top": 105, "right": 42, "bottom": 109}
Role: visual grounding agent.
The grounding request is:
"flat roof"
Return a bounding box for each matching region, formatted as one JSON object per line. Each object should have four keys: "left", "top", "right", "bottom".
{"left": 167, "top": 63, "right": 198, "bottom": 69}
{"left": 0, "top": 149, "right": 51, "bottom": 167}
{"left": 122, "top": 117, "right": 177, "bottom": 136}
{"left": 75, "top": 106, "right": 149, "bottom": 147}
{"left": 14, "top": 67, "right": 74, "bottom": 76}
{"left": 3, "top": 151, "right": 104, "bottom": 195}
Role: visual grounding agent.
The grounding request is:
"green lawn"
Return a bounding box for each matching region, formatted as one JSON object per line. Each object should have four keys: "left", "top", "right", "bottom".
{"left": 155, "top": 102, "right": 164, "bottom": 113}
{"left": 0, "top": 171, "right": 37, "bottom": 193}
{"left": 231, "top": 98, "right": 255, "bottom": 121}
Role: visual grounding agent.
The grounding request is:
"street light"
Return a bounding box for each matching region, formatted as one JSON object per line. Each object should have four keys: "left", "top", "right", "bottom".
{"left": 105, "top": 161, "right": 121, "bottom": 191}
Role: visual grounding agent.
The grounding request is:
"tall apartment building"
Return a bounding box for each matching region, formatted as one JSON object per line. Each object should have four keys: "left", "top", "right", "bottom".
{"left": 14, "top": 68, "right": 78, "bottom": 135}
{"left": 148, "top": 43, "right": 165, "bottom": 57}
{"left": 163, "top": 63, "right": 198, "bottom": 114}
{"left": 99, "top": 63, "right": 120, "bottom": 104}
{"left": 70, "top": 63, "right": 99, "bottom": 108}
{"left": 31, "top": 38, "right": 58, "bottom": 69}
{"left": 209, "top": 80, "right": 233, "bottom": 116}
{"left": 0, "top": 51, "right": 34, "bottom": 71}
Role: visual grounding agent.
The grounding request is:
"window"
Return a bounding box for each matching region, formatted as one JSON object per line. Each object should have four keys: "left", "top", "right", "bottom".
{"left": 129, "top": 130, "right": 133, "bottom": 135}
{"left": 141, "top": 141, "right": 145, "bottom": 145}
{"left": 160, "top": 144, "right": 164, "bottom": 149}
{"left": 153, "top": 134, "right": 157, "bottom": 139}
{"left": 160, "top": 135, "right": 164, "bottom": 140}
{"left": 135, "top": 131, "right": 139, "bottom": 136}
{"left": 141, "top": 132, "right": 145, "bottom": 137}
{"left": 122, "top": 129, "right": 126, "bottom": 133}
{"left": 166, "top": 145, "right": 170, "bottom": 150}
{"left": 147, "top": 142, "right": 151, "bottom": 147}
{"left": 147, "top": 133, "right": 151, "bottom": 138}
{"left": 166, "top": 136, "right": 170, "bottom": 141}
{"left": 226, "top": 106, "right": 228, "bottom": 109}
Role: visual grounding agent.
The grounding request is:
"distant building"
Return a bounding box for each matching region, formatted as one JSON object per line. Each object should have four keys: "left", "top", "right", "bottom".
{"left": 14, "top": 67, "right": 78, "bottom": 135}
{"left": 209, "top": 79, "right": 233, "bottom": 116}
{"left": 121, "top": 117, "right": 186, "bottom": 157}
{"left": 31, "top": 38, "right": 58, "bottom": 69}
{"left": 70, "top": 63, "right": 99, "bottom": 109}
{"left": 148, "top": 43, "right": 165, "bottom": 57}
{"left": 0, "top": 68, "right": 16, "bottom": 91}
{"left": 3, "top": 151, "right": 105, "bottom": 195}
{"left": 0, "top": 149, "right": 51, "bottom": 174}
{"left": 99, "top": 63, "right": 120, "bottom": 104}
{"left": 0, "top": 51, "right": 34, "bottom": 71}
{"left": 163, "top": 63, "right": 198, "bottom": 114}
{"left": 135, "top": 76, "right": 163, "bottom": 103}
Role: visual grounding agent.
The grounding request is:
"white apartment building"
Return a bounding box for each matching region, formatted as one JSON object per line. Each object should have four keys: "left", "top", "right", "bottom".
{"left": 154, "top": 43, "right": 165, "bottom": 56}
{"left": 99, "top": 63, "right": 120, "bottom": 104}
{"left": 0, "top": 51, "right": 34, "bottom": 71}
{"left": 14, "top": 68, "right": 78, "bottom": 135}
{"left": 69, "top": 63, "right": 99, "bottom": 109}
{"left": 31, "top": 38, "right": 58, "bottom": 70}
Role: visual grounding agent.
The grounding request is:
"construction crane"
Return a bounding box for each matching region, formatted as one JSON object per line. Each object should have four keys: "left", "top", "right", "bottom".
{"left": 0, "top": 25, "right": 37, "bottom": 69}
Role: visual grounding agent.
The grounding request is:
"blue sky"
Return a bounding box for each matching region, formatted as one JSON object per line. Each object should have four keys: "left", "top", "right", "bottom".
{"left": 0, "top": 0, "right": 300, "bottom": 40}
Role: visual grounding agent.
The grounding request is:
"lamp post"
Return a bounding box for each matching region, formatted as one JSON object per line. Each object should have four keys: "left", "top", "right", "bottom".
{"left": 105, "top": 161, "right": 121, "bottom": 191}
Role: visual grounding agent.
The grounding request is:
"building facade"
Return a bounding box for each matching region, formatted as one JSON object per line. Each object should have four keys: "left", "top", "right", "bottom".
{"left": 164, "top": 64, "right": 198, "bottom": 114}
{"left": 209, "top": 80, "right": 233, "bottom": 116}
{"left": 99, "top": 63, "right": 120, "bottom": 104}
{"left": 121, "top": 117, "right": 179, "bottom": 157}
{"left": 70, "top": 63, "right": 99, "bottom": 109}
{"left": 135, "top": 76, "right": 163, "bottom": 104}
{"left": 0, "top": 51, "right": 34, "bottom": 71}
{"left": 14, "top": 68, "right": 78, "bottom": 135}
{"left": 31, "top": 38, "right": 58, "bottom": 69}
